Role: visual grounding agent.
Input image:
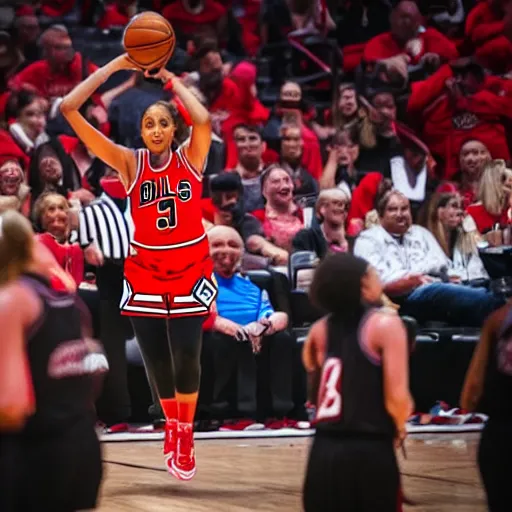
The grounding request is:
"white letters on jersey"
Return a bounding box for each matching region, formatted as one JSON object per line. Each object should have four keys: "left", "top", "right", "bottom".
{"left": 315, "top": 357, "right": 343, "bottom": 423}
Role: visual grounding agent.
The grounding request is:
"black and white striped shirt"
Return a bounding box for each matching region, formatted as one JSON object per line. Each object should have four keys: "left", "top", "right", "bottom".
{"left": 78, "top": 194, "right": 132, "bottom": 262}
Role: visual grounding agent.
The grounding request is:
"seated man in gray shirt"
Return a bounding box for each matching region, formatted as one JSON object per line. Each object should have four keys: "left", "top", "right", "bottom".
{"left": 353, "top": 190, "right": 502, "bottom": 326}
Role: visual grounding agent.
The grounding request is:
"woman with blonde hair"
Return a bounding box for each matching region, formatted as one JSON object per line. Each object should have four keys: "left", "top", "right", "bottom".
{"left": 467, "top": 160, "right": 512, "bottom": 239}
{"left": 0, "top": 210, "right": 105, "bottom": 511}
{"left": 426, "top": 191, "right": 489, "bottom": 283}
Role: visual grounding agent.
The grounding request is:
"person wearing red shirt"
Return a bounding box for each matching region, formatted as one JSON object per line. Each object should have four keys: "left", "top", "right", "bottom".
{"left": 465, "top": 0, "right": 512, "bottom": 74}
{"left": 407, "top": 59, "right": 512, "bottom": 179}
{"left": 467, "top": 160, "right": 512, "bottom": 236}
{"left": 163, "top": 0, "right": 227, "bottom": 45}
{"left": 41, "top": 0, "right": 76, "bottom": 17}
{"left": 8, "top": 25, "right": 98, "bottom": 101}
{"left": 363, "top": 0, "right": 458, "bottom": 68}
{"left": 97, "top": 0, "right": 137, "bottom": 30}
{"left": 437, "top": 139, "right": 492, "bottom": 210}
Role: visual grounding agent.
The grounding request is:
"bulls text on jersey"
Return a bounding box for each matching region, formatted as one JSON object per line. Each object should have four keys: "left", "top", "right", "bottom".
{"left": 139, "top": 176, "right": 192, "bottom": 231}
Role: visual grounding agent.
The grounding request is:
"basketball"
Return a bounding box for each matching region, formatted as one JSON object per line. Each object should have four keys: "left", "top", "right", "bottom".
{"left": 123, "top": 12, "right": 176, "bottom": 70}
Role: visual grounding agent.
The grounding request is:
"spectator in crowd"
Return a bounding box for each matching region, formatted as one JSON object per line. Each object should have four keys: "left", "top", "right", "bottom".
{"left": 426, "top": 191, "right": 489, "bottom": 283}
{"left": 4, "top": 90, "right": 49, "bottom": 159}
{"left": 279, "top": 121, "right": 318, "bottom": 200}
{"left": 467, "top": 159, "right": 512, "bottom": 238}
{"left": 230, "top": 124, "right": 267, "bottom": 212}
{"left": 346, "top": 126, "right": 437, "bottom": 235}
{"left": 320, "top": 127, "right": 364, "bottom": 196}
{"left": 441, "top": 139, "right": 492, "bottom": 209}
{"left": 354, "top": 190, "right": 502, "bottom": 326}
{"left": 202, "top": 172, "right": 264, "bottom": 242}
{"left": 97, "top": 0, "right": 137, "bottom": 30}
{"left": 11, "top": 5, "right": 40, "bottom": 64}
{"left": 336, "top": 0, "right": 393, "bottom": 74}
{"left": 0, "top": 157, "right": 30, "bottom": 216}
{"left": 252, "top": 165, "right": 305, "bottom": 255}
{"left": 407, "top": 58, "right": 512, "bottom": 179}
{"left": 163, "top": 0, "right": 228, "bottom": 47}
{"left": 465, "top": 0, "right": 512, "bottom": 74}
{"left": 204, "top": 225, "right": 294, "bottom": 427}
{"left": 319, "top": 83, "right": 376, "bottom": 148}
{"left": 8, "top": 25, "right": 98, "bottom": 101}
{"left": 40, "top": 0, "right": 76, "bottom": 18}
{"left": 363, "top": 0, "right": 458, "bottom": 69}
{"left": 0, "top": 32, "right": 24, "bottom": 117}
{"left": 263, "top": 81, "right": 323, "bottom": 180}
{"left": 293, "top": 188, "right": 349, "bottom": 259}
{"left": 32, "top": 191, "right": 101, "bottom": 286}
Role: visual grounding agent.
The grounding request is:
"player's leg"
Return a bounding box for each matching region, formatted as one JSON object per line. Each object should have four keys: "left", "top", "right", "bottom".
{"left": 303, "top": 436, "right": 357, "bottom": 511}
{"left": 357, "top": 439, "right": 400, "bottom": 512}
{"left": 166, "top": 315, "right": 204, "bottom": 481}
{"left": 478, "top": 420, "right": 511, "bottom": 512}
{"left": 130, "top": 317, "right": 178, "bottom": 468}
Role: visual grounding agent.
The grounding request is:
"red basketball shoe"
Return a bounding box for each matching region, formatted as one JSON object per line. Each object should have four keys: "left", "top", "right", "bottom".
{"left": 169, "top": 422, "right": 196, "bottom": 481}
{"left": 163, "top": 419, "right": 177, "bottom": 471}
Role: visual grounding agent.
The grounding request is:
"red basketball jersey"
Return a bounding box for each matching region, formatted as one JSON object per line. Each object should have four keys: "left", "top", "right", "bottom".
{"left": 128, "top": 146, "right": 206, "bottom": 257}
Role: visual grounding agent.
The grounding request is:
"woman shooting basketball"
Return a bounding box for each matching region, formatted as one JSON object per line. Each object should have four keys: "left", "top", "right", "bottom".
{"left": 0, "top": 210, "right": 105, "bottom": 511}
{"left": 60, "top": 53, "right": 215, "bottom": 480}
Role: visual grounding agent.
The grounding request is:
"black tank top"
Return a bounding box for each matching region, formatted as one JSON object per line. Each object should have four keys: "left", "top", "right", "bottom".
{"left": 479, "top": 307, "right": 512, "bottom": 422}
{"left": 19, "top": 274, "right": 105, "bottom": 436}
{"left": 314, "top": 309, "right": 396, "bottom": 438}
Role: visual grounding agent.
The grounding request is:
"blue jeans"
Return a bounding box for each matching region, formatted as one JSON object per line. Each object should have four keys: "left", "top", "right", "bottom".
{"left": 399, "top": 283, "right": 503, "bottom": 327}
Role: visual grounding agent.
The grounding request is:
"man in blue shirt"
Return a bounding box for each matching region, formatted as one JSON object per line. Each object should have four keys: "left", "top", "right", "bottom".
{"left": 204, "top": 226, "right": 294, "bottom": 427}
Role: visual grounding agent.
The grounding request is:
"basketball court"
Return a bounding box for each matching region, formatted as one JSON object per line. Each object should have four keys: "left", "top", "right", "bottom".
{"left": 98, "top": 432, "right": 485, "bottom": 511}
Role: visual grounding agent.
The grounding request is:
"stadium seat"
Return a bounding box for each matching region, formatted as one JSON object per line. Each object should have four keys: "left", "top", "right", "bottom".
{"left": 288, "top": 250, "right": 317, "bottom": 289}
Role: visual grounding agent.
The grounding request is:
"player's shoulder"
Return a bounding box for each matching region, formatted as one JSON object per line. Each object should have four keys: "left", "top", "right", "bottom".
{"left": 367, "top": 306, "right": 402, "bottom": 330}
{"left": 309, "top": 316, "right": 328, "bottom": 337}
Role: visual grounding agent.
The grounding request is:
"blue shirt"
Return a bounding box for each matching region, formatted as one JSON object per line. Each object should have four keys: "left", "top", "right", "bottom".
{"left": 214, "top": 273, "right": 274, "bottom": 325}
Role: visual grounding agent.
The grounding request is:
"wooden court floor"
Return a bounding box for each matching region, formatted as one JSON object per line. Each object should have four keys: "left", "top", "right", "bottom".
{"left": 98, "top": 433, "right": 486, "bottom": 511}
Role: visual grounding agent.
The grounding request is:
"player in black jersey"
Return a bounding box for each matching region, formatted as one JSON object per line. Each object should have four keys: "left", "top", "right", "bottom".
{"left": 302, "top": 253, "right": 413, "bottom": 512}
{"left": 0, "top": 210, "right": 106, "bottom": 512}
{"left": 461, "top": 304, "right": 512, "bottom": 512}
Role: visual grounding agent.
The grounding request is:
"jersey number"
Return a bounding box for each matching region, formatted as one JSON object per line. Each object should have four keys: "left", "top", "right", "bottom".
{"left": 157, "top": 197, "right": 177, "bottom": 230}
{"left": 154, "top": 180, "right": 192, "bottom": 231}
{"left": 315, "top": 357, "right": 343, "bottom": 423}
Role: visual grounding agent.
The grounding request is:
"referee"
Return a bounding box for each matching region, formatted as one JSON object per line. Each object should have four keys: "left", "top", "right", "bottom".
{"left": 75, "top": 175, "right": 133, "bottom": 426}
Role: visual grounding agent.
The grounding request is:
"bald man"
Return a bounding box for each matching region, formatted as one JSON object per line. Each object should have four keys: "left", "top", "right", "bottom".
{"left": 203, "top": 226, "right": 296, "bottom": 425}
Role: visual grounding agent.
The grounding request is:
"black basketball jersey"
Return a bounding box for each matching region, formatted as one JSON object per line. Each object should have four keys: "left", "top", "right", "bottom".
{"left": 314, "top": 309, "right": 396, "bottom": 438}
{"left": 18, "top": 273, "right": 106, "bottom": 436}
{"left": 479, "top": 307, "right": 512, "bottom": 421}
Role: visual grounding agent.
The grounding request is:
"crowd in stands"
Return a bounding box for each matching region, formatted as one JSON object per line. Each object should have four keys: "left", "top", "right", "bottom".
{"left": 2, "top": 0, "right": 512, "bottom": 430}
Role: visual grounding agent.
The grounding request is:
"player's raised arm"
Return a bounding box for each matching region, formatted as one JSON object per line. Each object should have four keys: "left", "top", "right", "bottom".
{"left": 148, "top": 69, "right": 212, "bottom": 173}
{"left": 60, "top": 55, "right": 139, "bottom": 189}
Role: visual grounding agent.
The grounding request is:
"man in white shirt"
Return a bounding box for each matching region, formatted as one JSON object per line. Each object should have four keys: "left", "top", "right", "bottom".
{"left": 354, "top": 191, "right": 502, "bottom": 326}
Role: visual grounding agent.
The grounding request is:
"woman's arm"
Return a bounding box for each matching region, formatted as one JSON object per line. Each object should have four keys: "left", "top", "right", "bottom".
{"left": 148, "top": 69, "right": 212, "bottom": 173}
{"left": 60, "top": 55, "right": 140, "bottom": 189}
{"left": 369, "top": 312, "right": 414, "bottom": 438}
{"left": 460, "top": 307, "right": 505, "bottom": 411}
{"left": 0, "top": 284, "right": 41, "bottom": 431}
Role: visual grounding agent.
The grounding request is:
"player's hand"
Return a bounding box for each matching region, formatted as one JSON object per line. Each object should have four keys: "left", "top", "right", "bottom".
{"left": 113, "top": 53, "right": 142, "bottom": 72}
{"left": 144, "top": 67, "right": 175, "bottom": 85}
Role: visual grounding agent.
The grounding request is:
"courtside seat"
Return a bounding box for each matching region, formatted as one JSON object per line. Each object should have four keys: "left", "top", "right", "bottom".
{"left": 410, "top": 326, "right": 480, "bottom": 411}
{"left": 288, "top": 250, "right": 317, "bottom": 289}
